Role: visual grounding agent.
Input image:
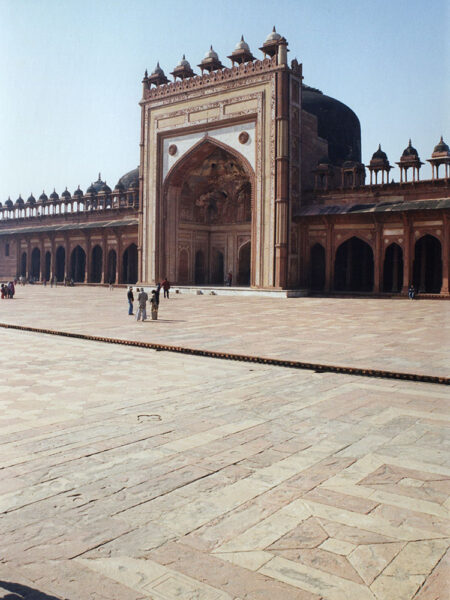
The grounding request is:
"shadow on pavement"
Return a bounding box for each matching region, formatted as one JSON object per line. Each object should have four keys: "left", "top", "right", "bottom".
{"left": 0, "top": 581, "right": 63, "bottom": 600}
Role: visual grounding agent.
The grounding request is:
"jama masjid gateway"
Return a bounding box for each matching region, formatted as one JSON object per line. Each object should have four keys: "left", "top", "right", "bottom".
{"left": 0, "top": 30, "right": 449, "bottom": 295}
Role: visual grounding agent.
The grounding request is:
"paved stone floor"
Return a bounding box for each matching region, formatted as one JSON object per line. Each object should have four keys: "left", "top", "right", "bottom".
{"left": 1, "top": 286, "right": 450, "bottom": 377}
{"left": 0, "top": 287, "right": 449, "bottom": 599}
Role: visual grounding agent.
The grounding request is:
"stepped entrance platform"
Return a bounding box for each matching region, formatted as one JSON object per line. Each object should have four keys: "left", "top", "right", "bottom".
{"left": 139, "top": 285, "right": 309, "bottom": 298}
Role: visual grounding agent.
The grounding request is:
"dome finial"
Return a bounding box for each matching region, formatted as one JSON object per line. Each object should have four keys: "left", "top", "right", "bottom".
{"left": 273, "top": 25, "right": 276, "bottom": 32}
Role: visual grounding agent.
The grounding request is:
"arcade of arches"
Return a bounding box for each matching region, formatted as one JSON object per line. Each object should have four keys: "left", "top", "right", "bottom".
{"left": 16, "top": 236, "right": 138, "bottom": 285}
{"left": 306, "top": 230, "right": 447, "bottom": 294}
{"left": 162, "top": 144, "right": 253, "bottom": 286}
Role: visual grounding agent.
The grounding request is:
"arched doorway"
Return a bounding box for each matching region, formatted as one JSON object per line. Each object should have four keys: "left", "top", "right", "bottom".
{"left": 122, "top": 243, "right": 138, "bottom": 284}
{"left": 195, "top": 250, "right": 206, "bottom": 284}
{"left": 163, "top": 139, "right": 253, "bottom": 286}
{"left": 45, "top": 251, "right": 51, "bottom": 282}
{"left": 334, "top": 237, "right": 374, "bottom": 292}
{"left": 56, "top": 246, "right": 65, "bottom": 281}
{"left": 413, "top": 235, "right": 442, "bottom": 293}
{"left": 90, "top": 245, "right": 103, "bottom": 283}
{"left": 211, "top": 249, "right": 224, "bottom": 284}
{"left": 107, "top": 249, "right": 117, "bottom": 284}
{"left": 178, "top": 249, "right": 189, "bottom": 284}
{"left": 70, "top": 245, "right": 86, "bottom": 282}
{"left": 237, "top": 241, "right": 251, "bottom": 286}
{"left": 310, "top": 243, "right": 325, "bottom": 291}
{"left": 20, "top": 252, "right": 27, "bottom": 277}
{"left": 31, "top": 248, "right": 40, "bottom": 280}
{"left": 383, "top": 243, "right": 403, "bottom": 292}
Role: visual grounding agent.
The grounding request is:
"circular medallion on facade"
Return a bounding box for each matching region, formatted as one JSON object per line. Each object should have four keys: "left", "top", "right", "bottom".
{"left": 238, "top": 131, "right": 249, "bottom": 144}
{"left": 168, "top": 144, "right": 177, "bottom": 156}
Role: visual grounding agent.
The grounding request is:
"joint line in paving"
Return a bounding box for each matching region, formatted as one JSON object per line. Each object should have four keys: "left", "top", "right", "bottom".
{"left": 0, "top": 322, "right": 448, "bottom": 386}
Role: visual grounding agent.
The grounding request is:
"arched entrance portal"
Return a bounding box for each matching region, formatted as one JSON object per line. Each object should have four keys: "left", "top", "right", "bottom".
{"left": 122, "top": 243, "right": 138, "bottom": 284}
{"left": 334, "top": 237, "right": 374, "bottom": 292}
{"left": 164, "top": 139, "right": 253, "bottom": 286}
{"left": 413, "top": 235, "right": 442, "bottom": 293}
{"left": 31, "top": 248, "right": 40, "bottom": 280}
{"left": 56, "top": 247, "right": 65, "bottom": 282}
{"left": 107, "top": 249, "right": 117, "bottom": 284}
{"left": 90, "top": 245, "right": 103, "bottom": 283}
{"left": 20, "top": 252, "right": 27, "bottom": 277}
{"left": 195, "top": 250, "right": 205, "bottom": 284}
{"left": 70, "top": 245, "right": 86, "bottom": 282}
{"left": 310, "top": 243, "right": 325, "bottom": 291}
{"left": 45, "top": 251, "right": 51, "bottom": 282}
{"left": 211, "top": 249, "right": 224, "bottom": 284}
{"left": 383, "top": 243, "right": 403, "bottom": 293}
{"left": 237, "top": 241, "right": 251, "bottom": 286}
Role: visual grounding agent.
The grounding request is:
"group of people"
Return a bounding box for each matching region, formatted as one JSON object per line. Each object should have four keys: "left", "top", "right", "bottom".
{"left": 1, "top": 281, "right": 15, "bottom": 299}
{"left": 127, "top": 278, "right": 170, "bottom": 321}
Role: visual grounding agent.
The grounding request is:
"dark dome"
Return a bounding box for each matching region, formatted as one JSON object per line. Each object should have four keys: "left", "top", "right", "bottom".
{"left": 402, "top": 139, "right": 418, "bottom": 157}
{"left": 433, "top": 136, "right": 449, "bottom": 154}
{"left": 5, "top": 198, "right": 13, "bottom": 208}
{"left": 73, "top": 185, "right": 83, "bottom": 197}
{"left": 87, "top": 173, "right": 107, "bottom": 194}
{"left": 27, "top": 194, "right": 36, "bottom": 204}
{"left": 61, "top": 187, "right": 71, "bottom": 199}
{"left": 50, "top": 189, "right": 59, "bottom": 200}
{"left": 39, "top": 191, "right": 48, "bottom": 202}
{"left": 302, "top": 86, "right": 361, "bottom": 165}
{"left": 116, "top": 167, "right": 139, "bottom": 190}
{"left": 16, "top": 195, "right": 24, "bottom": 205}
{"left": 100, "top": 182, "right": 112, "bottom": 193}
{"left": 372, "top": 144, "right": 388, "bottom": 161}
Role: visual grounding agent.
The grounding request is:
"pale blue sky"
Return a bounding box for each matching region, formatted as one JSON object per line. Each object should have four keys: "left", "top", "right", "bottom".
{"left": 0, "top": 0, "right": 448, "bottom": 200}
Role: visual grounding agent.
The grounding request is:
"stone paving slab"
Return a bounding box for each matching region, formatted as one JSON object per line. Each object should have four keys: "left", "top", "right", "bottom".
{"left": 1, "top": 285, "right": 449, "bottom": 377}
{"left": 1, "top": 318, "right": 449, "bottom": 599}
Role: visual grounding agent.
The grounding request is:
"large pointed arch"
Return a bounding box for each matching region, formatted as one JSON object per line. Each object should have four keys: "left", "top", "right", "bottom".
{"left": 159, "top": 135, "right": 256, "bottom": 287}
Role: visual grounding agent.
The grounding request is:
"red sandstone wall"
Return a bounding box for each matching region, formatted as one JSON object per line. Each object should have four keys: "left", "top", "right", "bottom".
{"left": 301, "top": 110, "right": 329, "bottom": 192}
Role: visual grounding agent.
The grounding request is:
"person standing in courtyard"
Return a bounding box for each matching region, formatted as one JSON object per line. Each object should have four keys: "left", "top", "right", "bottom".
{"left": 127, "top": 286, "right": 134, "bottom": 315}
{"left": 136, "top": 287, "right": 148, "bottom": 321}
{"left": 155, "top": 281, "right": 161, "bottom": 307}
{"left": 226, "top": 271, "right": 232, "bottom": 286}
{"left": 150, "top": 290, "right": 158, "bottom": 320}
{"left": 161, "top": 278, "right": 170, "bottom": 299}
{"left": 408, "top": 284, "right": 416, "bottom": 299}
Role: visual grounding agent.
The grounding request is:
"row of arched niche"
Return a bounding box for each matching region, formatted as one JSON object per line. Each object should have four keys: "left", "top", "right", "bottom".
{"left": 310, "top": 234, "right": 443, "bottom": 293}
{"left": 20, "top": 243, "right": 138, "bottom": 284}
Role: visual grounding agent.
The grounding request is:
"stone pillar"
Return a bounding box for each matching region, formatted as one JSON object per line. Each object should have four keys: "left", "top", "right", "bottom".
{"left": 402, "top": 216, "right": 412, "bottom": 294}
{"left": 85, "top": 238, "right": 91, "bottom": 283}
{"left": 26, "top": 240, "right": 31, "bottom": 279}
{"left": 374, "top": 224, "right": 382, "bottom": 293}
{"left": 40, "top": 239, "right": 45, "bottom": 281}
{"left": 64, "top": 236, "right": 69, "bottom": 280}
{"left": 101, "top": 233, "right": 108, "bottom": 284}
{"left": 274, "top": 44, "right": 290, "bottom": 289}
{"left": 115, "top": 233, "right": 122, "bottom": 284}
{"left": 50, "top": 236, "right": 55, "bottom": 281}
{"left": 325, "top": 223, "right": 333, "bottom": 292}
{"left": 442, "top": 215, "right": 449, "bottom": 294}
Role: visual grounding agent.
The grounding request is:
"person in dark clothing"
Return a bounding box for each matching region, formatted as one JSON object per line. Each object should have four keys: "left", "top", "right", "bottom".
{"left": 155, "top": 282, "right": 161, "bottom": 307}
{"left": 127, "top": 286, "right": 134, "bottom": 315}
{"left": 161, "top": 278, "right": 170, "bottom": 299}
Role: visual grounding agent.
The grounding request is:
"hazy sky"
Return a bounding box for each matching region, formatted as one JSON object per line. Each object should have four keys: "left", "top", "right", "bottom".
{"left": 0, "top": 0, "right": 448, "bottom": 200}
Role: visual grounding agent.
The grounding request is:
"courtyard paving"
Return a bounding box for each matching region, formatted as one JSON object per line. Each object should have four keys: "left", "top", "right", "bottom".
{"left": 0, "top": 287, "right": 449, "bottom": 599}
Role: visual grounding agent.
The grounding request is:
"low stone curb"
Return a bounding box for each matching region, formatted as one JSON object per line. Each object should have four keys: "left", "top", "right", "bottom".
{"left": 1, "top": 322, "right": 448, "bottom": 386}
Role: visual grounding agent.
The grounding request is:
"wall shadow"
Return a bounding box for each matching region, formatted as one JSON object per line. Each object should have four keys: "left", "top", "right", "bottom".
{"left": 0, "top": 581, "right": 62, "bottom": 600}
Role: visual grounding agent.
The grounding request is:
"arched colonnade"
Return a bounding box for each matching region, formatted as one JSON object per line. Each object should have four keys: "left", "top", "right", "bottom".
{"left": 308, "top": 233, "right": 445, "bottom": 294}
{"left": 19, "top": 240, "right": 138, "bottom": 285}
